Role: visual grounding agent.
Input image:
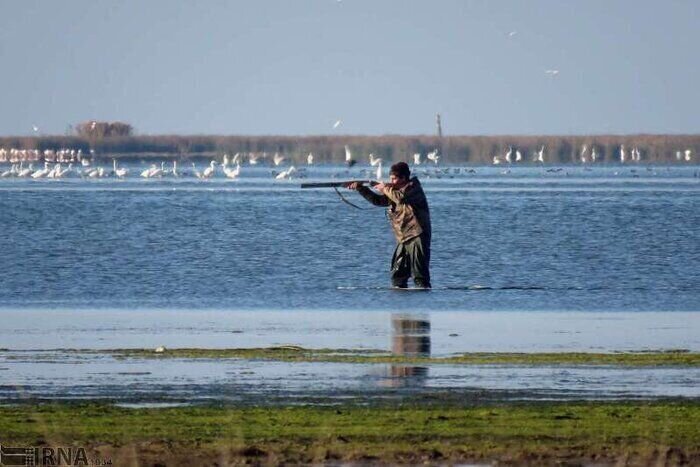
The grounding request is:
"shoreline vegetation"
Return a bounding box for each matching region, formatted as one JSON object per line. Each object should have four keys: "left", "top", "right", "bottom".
{"left": 1, "top": 402, "right": 698, "bottom": 465}
{"left": 1, "top": 133, "right": 698, "bottom": 164}
{"left": 6, "top": 347, "right": 699, "bottom": 366}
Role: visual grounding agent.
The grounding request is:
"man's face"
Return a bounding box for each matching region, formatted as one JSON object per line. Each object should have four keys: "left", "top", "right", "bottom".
{"left": 390, "top": 174, "right": 408, "bottom": 186}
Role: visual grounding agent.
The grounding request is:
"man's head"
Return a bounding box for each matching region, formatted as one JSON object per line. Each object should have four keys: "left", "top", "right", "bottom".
{"left": 389, "top": 162, "right": 410, "bottom": 185}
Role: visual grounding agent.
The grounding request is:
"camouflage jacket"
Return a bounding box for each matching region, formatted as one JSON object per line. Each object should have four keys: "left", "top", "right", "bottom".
{"left": 357, "top": 177, "right": 431, "bottom": 244}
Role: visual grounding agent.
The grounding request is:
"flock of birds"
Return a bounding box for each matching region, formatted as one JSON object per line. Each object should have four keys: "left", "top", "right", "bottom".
{"left": 492, "top": 144, "right": 694, "bottom": 165}
{"left": 0, "top": 144, "right": 695, "bottom": 181}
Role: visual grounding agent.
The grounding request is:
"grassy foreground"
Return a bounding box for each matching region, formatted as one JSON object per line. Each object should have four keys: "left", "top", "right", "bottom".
{"left": 105, "top": 346, "right": 700, "bottom": 366}
{"left": 1, "top": 402, "right": 698, "bottom": 465}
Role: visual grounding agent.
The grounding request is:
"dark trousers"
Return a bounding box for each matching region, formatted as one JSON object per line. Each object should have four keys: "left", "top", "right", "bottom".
{"left": 391, "top": 233, "right": 431, "bottom": 288}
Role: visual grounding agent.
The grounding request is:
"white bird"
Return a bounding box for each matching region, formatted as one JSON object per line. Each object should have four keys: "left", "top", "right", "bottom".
{"left": 141, "top": 164, "right": 157, "bottom": 178}
{"left": 426, "top": 150, "right": 439, "bottom": 164}
{"left": 223, "top": 163, "right": 241, "bottom": 179}
{"left": 591, "top": 147, "right": 597, "bottom": 162}
{"left": 171, "top": 160, "right": 179, "bottom": 177}
{"left": 31, "top": 162, "right": 51, "bottom": 178}
{"left": 32, "top": 125, "right": 39, "bottom": 133}
{"left": 275, "top": 165, "right": 296, "bottom": 180}
{"left": 685, "top": 149, "right": 692, "bottom": 161}
{"left": 413, "top": 153, "right": 421, "bottom": 165}
{"left": 202, "top": 161, "right": 217, "bottom": 178}
{"left": 18, "top": 163, "right": 34, "bottom": 177}
{"left": 113, "top": 159, "right": 129, "bottom": 178}
{"left": 369, "top": 153, "right": 382, "bottom": 166}
{"left": 307, "top": 153, "right": 314, "bottom": 165}
{"left": 492, "top": 155, "right": 502, "bottom": 165}
{"left": 508, "top": 31, "right": 517, "bottom": 38}
{"left": 222, "top": 154, "right": 229, "bottom": 168}
{"left": 1, "top": 164, "right": 17, "bottom": 177}
{"left": 344, "top": 145, "right": 356, "bottom": 166}
{"left": 580, "top": 145, "right": 588, "bottom": 163}
{"left": 273, "top": 153, "right": 285, "bottom": 166}
{"left": 505, "top": 147, "right": 512, "bottom": 164}
{"left": 545, "top": 69, "right": 560, "bottom": 76}
{"left": 232, "top": 153, "right": 242, "bottom": 165}
{"left": 515, "top": 149, "right": 522, "bottom": 162}
{"left": 535, "top": 146, "right": 545, "bottom": 163}
{"left": 619, "top": 145, "right": 626, "bottom": 163}
{"left": 58, "top": 163, "right": 73, "bottom": 178}
{"left": 192, "top": 163, "right": 203, "bottom": 179}
{"left": 47, "top": 163, "right": 62, "bottom": 178}
{"left": 155, "top": 346, "right": 166, "bottom": 353}
{"left": 375, "top": 161, "right": 382, "bottom": 181}
{"left": 248, "top": 153, "right": 259, "bottom": 165}
{"left": 333, "top": 119, "right": 342, "bottom": 129}
{"left": 676, "top": 151, "right": 683, "bottom": 161}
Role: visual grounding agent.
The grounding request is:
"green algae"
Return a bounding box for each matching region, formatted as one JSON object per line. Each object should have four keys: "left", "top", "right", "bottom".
{"left": 101, "top": 347, "right": 700, "bottom": 366}
{"left": 0, "top": 402, "right": 698, "bottom": 464}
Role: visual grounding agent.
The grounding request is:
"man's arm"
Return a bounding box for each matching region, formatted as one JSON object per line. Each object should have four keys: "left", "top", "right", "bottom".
{"left": 382, "top": 183, "right": 419, "bottom": 205}
{"left": 345, "top": 182, "right": 389, "bottom": 206}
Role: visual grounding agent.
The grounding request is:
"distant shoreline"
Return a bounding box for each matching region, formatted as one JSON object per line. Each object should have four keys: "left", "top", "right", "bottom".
{"left": 0, "top": 134, "right": 698, "bottom": 164}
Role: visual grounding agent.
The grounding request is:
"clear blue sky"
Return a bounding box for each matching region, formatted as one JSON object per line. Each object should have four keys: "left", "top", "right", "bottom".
{"left": 0, "top": 0, "right": 697, "bottom": 136}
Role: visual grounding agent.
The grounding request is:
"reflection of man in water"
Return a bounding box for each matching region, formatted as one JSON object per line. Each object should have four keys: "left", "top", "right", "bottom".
{"left": 345, "top": 162, "right": 432, "bottom": 289}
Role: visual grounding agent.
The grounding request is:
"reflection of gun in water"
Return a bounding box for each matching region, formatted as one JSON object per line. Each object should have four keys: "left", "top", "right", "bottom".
{"left": 300, "top": 180, "right": 379, "bottom": 188}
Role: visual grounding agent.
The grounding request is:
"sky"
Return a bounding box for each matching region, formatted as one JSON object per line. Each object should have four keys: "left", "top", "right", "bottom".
{"left": 0, "top": 0, "right": 698, "bottom": 136}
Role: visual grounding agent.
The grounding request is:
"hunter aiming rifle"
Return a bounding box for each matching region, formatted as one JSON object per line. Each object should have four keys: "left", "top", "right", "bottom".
{"left": 300, "top": 180, "right": 380, "bottom": 209}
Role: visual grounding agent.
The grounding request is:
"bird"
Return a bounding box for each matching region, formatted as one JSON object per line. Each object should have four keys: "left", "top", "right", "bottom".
{"left": 333, "top": 119, "right": 342, "bottom": 129}
{"left": 307, "top": 153, "right": 314, "bottom": 165}
{"left": 413, "top": 153, "right": 421, "bottom": 165}
{"left": 580, "top": 145, "right": 588, "bottom": 163}
{"left": 515, "top": 149, "right": 522, "bottom": 162}
{"left": 32, "top": 125, "right": 39, "bottom": 133}
{"left": 18, "top": 163, "right": 34, "bottom": 178}
{"left": 493, "top": 155, "right": 502, "bottom": 165}
{"left": 273, "top": 153, "right": 285, "bottom": 166}
{"left": 535, "top": 146, "right": 545, "bottom": 163}
{"left": 375, "top": 161, "right": 382, "bottom": 181}
{"left": 155, "top": 346, "right": 166, "bottom": 353}
{"left": 232, "top": 153, "right": 242, "bottom": 165}
{"left": 223, "top": 163, "right": 241, "bottom": 179}
{"left": 369, "top": 153, "right": 382, "bottom": 166}
{"left": 31, "top": 162, "right": 51, "bottom": 178}
{"left": 202, "top": 160, "right": 217, "bottom": 178}
{"left": 192, "top": 163, "right": 203, "bottom": 179}
{"left": 275, "top": 165, "right": 296, "bottom": 180}
{"left": 508, "top": 31, "right": 517, "bottom": 38}
{"left": 141, "top": 164, "right": 155, "bottom": 178}
{"left": 113, "top": 159, "right": 129, "bottom": 178}
{"left": 248, "top": 153, "right": 259, "bottom": 165}
{"left": 591, "top": 147, "right": 597, "bottom": 162}
{"left": 426, "top": 150, "right": 439, "bottom": 164}
{"left": 345, "top": 145, "right": 356, "bottom": 167}
{"left": 545, "top": 69, "right": 560, "bottom": 76}
{"left": 619, "top": 145, "right": 626, "bottom": 163}
{"left": 222, "top": 154, "right": 230, "bottom": 168}
{"left": 676, "top": 151, "right": 683, "bottom": 161}
{"left": 505, "top": 147, "right": 512, "bottom": 164}
{"left": 685, "top": 149, "right": 693, "bottom": 161}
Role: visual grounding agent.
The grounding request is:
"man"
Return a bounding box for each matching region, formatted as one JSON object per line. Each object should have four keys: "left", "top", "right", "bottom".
{"left": 345, "top": 162, "right": 432, "bottom": 289}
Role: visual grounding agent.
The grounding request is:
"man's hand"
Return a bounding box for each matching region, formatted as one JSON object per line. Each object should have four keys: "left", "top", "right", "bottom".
{"left": 344, "top": 181, "right": 363, "bottom": 190}
{"left": 374, "top": 182, "right": 392, "bottom": 193}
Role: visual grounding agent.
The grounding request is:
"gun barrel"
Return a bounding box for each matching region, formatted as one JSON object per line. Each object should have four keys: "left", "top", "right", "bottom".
{"left": 300, "top": 180, "right": 373, "bottom": 188}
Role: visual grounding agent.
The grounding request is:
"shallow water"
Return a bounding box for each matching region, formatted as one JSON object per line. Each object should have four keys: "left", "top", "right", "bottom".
{"left": 1, "top": 164, "right": 699, "bottom": 312}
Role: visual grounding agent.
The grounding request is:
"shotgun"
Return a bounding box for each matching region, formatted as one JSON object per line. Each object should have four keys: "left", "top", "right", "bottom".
{"left": 300, "top": 180, "right": 379, "bottom": 188}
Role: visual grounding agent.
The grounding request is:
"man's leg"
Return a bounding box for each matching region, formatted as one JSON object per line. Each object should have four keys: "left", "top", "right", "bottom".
{"left": 409, "top": 234, "right": 431, "bottom": 288}
{"left": 390, "top": 242, "right": 410, "bottom": 288}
